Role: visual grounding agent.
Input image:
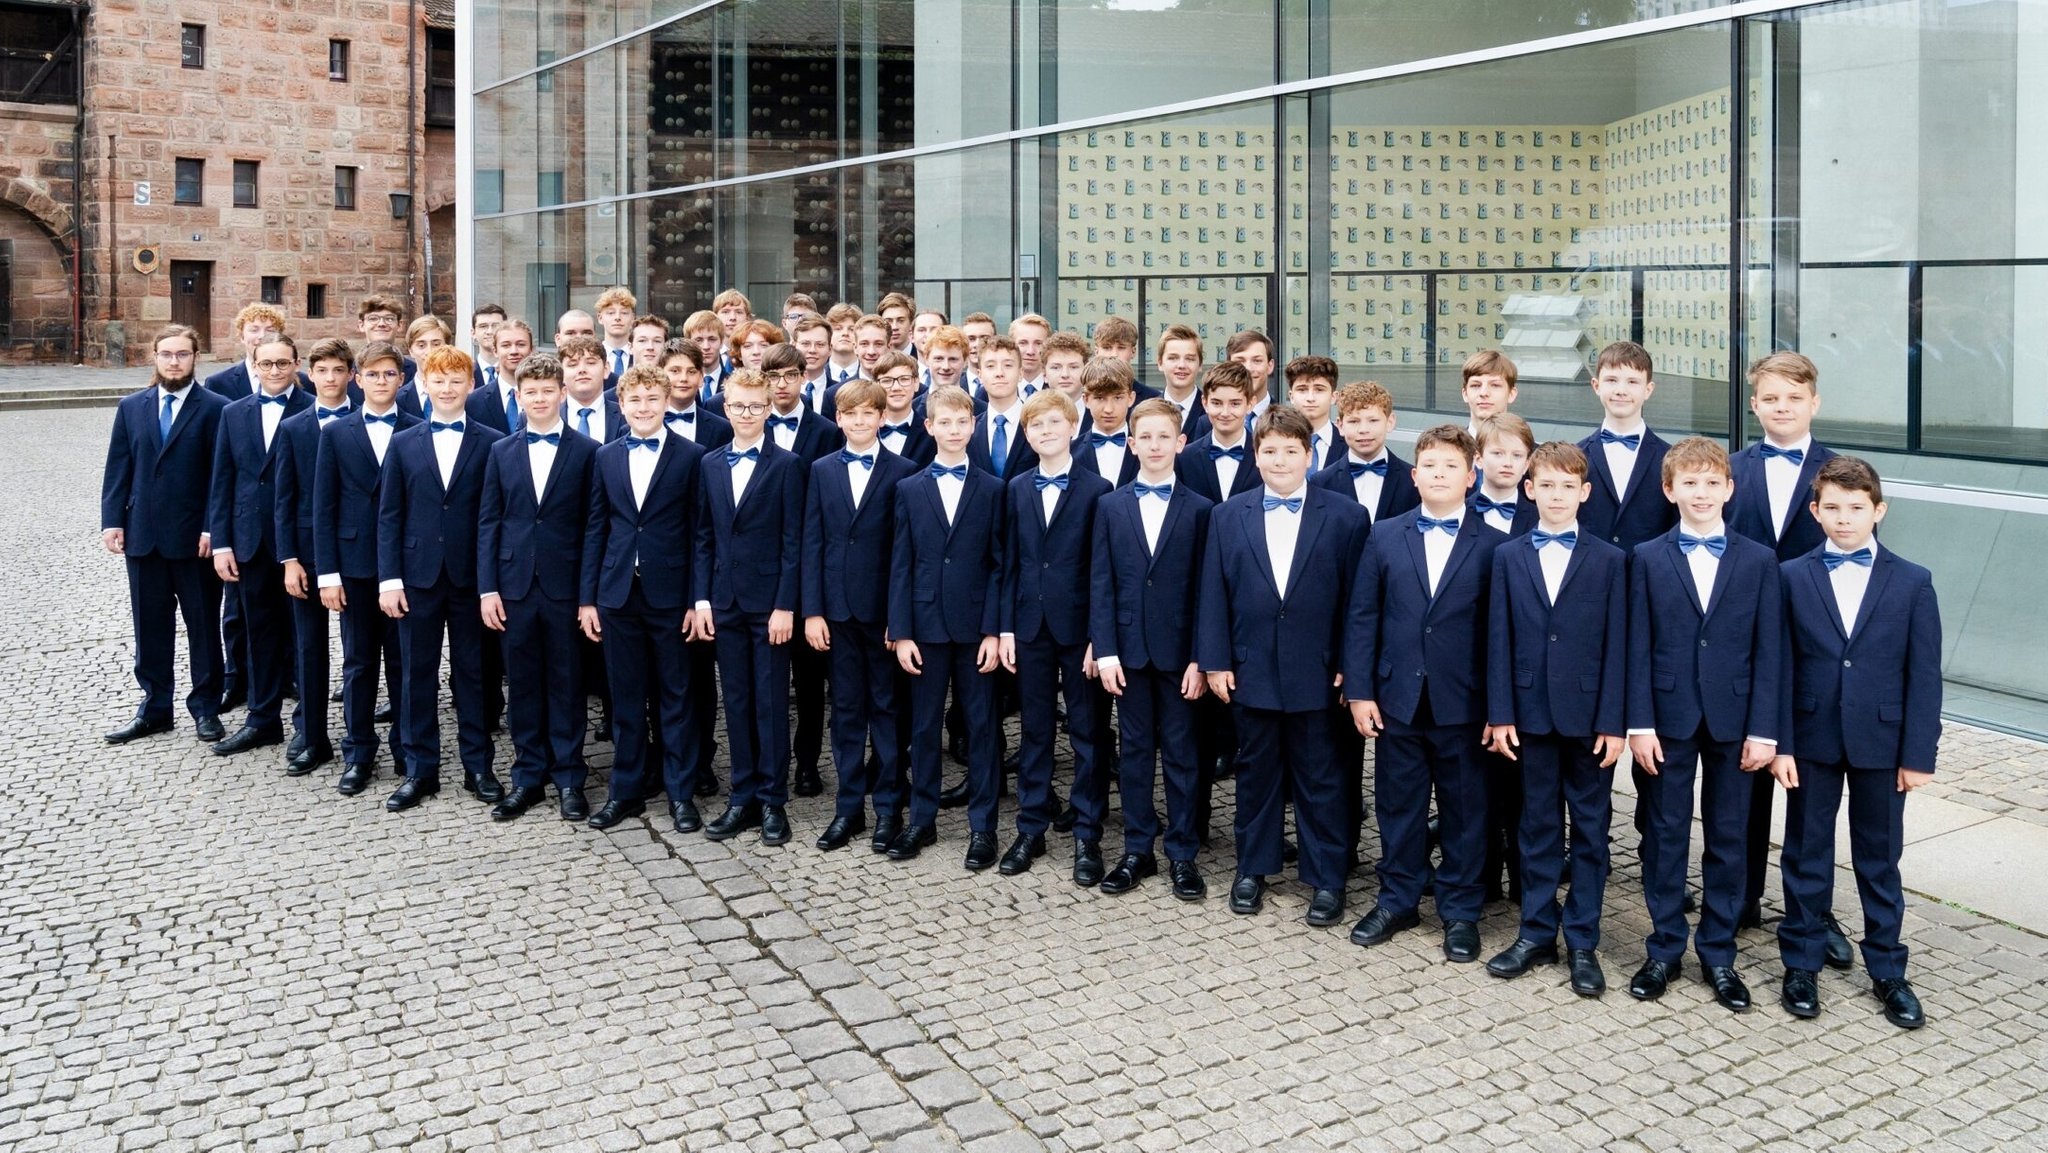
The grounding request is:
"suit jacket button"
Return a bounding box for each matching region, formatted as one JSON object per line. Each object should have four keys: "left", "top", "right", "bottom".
{"left": 1549, "top": 634, "right": 1558, "bottom": 641}
{"left": 1424, "top": 626, "right": 1432, "bottom": 634}
{"left": 1700, "top": 639, "right": 1708, "bottom": 647}
{"left": 1843, "top": 659, "right": 1853, "bottom": 667}
{"left": 1146, "top": 579, "right": 1153, "bottom": 587}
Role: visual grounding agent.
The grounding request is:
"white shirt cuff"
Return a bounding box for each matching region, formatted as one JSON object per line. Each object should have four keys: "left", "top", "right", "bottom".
{"left": 212, "top": 548, "right": 234, "bottom": 561}
{"left": 694, "top": 600, "right": 712, "bottom": 615}
{"left": 1745, "top": 736, "right": 1776, "bottom": 747}
{"left": 1094, "top": 655, "right": 1120, "bottom": 671}
{"left": 378, "top": 579, "right": 403, "bottom": 593}
{"left": 317, "top": 573, "right": 342, "bottom": 589}
{"left": 1626, "top": 728, "right": 1655, "bottom": 737}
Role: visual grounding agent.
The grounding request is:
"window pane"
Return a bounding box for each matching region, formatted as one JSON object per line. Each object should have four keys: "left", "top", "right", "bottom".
{"left": 233, "top": 160, "right": 258, "bottom": 208}
{"left": 329, "top": 39, "right": 349, "bottom": 81}
{"left": 334, "top": 167, "right": 357, "bottom": 210}
{"left": 175, "top": 158, "right": 202, "bottom": 205}
{"left": 181, "top": 24, "right": 204, "bottom": 69}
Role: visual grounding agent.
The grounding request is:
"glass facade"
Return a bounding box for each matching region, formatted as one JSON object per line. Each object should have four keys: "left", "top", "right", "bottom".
{"left": 463, "top": 0, "right": 2048, "bottom": 727}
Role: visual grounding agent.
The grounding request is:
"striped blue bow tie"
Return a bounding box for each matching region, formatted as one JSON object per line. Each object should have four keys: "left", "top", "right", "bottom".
{"left": 1134, "top": 482, "right": 1172, "bottom": 500}
{"left": 1597, "top": 429, "right": 1641, "bottom": 451}
{"left": 1823, "top": 547, "right": 1873, "bottom": 571}
{"left": 1758, "top": 442, "right": 1805, "bottom": 465}
{"left": 1530, "top": 529, "right": 1577, "bottom": 550}
{"left": 1679, "top": 533, "right": 1727, "bottom": 557}
{"left": 523, "top": 431, "right": 559, "bottom": 445}
{"left": 429, "top": 419, "right": 465, "bottom": 433}
{"left": 1263, "top": 495, "right": 1301, "bottom": 513}
{"left": 929, "top": 463, "right": 967, "bottom": 481}
{"left": 1034, "top": 473, "right": 1069, "bottom": 491}
{"left": 1416, "top": 514, "right": 1459, "bottom": 535}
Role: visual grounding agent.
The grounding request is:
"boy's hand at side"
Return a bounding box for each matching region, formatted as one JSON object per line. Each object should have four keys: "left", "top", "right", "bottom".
{"left": 1485, "top": 724, "right": 1518, "bottom": 760}
{"left": 1099, "top": 662, "right": 1124, "bottom": 697}
{"left": 1205, "top": 670, "right": 1234, "bottom": 704}
{"left": 895, "top": 639, "right": 923, "bottom": 675}
{"left": 283, "top": 560, "right": 309, "bottom": 599}
{"left": 1629, "top": 733, "right": 1663, "bottom": 775}
{"left": 1771, "top": 754, "right": 1799, "bottom": 789}
{"left": 768, "top": 609, "right": 793, "bottom": 645}
{"left": 578, "top": 606, "right": 602, "bottom": 642}
{"left": 1898, "top": 768, "right": 1932, "bottom": 793}
{"left": 1349, "top": 699, "right": 1382, "bottom": 736}
{"left": 1181, "top": 662, "right": 1204, "bottom": 701}
{"left": 1740, "top": 738, "right": 1777, "bottom": 772}
{"left": 976, "top": 636, "right": 1000, "bottom": 673}
{"left": 480, "top": 593, "right": 507, "bottom": 631}
{"left": 379, "top": 588, "right": 408, "bottom": 618}
{"left": 1592, "top": 734, "right": 1625, "bottom": 769}
{"left": 804, "top": 615, "right": 831, "bottom": 651}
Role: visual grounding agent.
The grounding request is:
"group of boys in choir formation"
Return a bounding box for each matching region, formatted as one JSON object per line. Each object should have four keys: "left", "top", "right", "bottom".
{"left": 100, "top": 287, "right": 1942, "bottom": 1031}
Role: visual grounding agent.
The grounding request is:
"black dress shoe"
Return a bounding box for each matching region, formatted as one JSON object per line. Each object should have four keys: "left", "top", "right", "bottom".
{"left": 1098, "top": 852, "right": 1156, "bottom": 894}
{"left": 1169, "top": 860, "right": 1206, "bottom": 902}
{"left": 212, "top": 725, "right": 281, "bottom": 755}
{"left": 1281, "top": 839, "right": 1299, "bottom": 866}
{"left": 693, "top": 774, "right": 718, "bottom": 798}
{"left": 193, "top": 715, "right": 226, "bottom": 743}
{"left": 704, "top": 803, "right": 764, "bottom": 841}
{"left": 1628, "top": 958, "right": 1681, "bottom": 1001}
{"left": 373, "top": 702, "right": 394, "bottom": 724}
{"left": 1781, "top": 968, "right": 1821, "bottom": 1019}
{"left": 871, "top": 811, "right": 903, "bottom": 854}
{"left": 998, "top": 832, "right": 1046, "bottom": 875}
{"left": 464, "top": 772, "right": 505, "bottom": 804}
{"left": 1001, "top": 750, "right": 1022, "bottom": 775}
{"left": 219, "top": 684, "right": 248, "bottom": 713}
{"left": 947, "top": 732, "right": 969, "bottom": 765}
{"left": 1051, "top": 803, "right": 1079, "bottom": 834}
{"left": 759, "top": 805, "right": 791, "bottom": 846}
{"left": 1306, "top": 888, "right": 1346, "bottom": 928}
{"left": 329, "top": 685, "right": 345, "bottom": 702}
{"left": 816, "top": 813, "right": 865, "bottom": 851}
{"left": 1704, "top": 964, "right": 1752, "bottom": 1012}
{"left": 1873, "top": 977, "right": 1924, "bottom": 1029}
{"left": 491, "top": 784, "right": 547, "bottom": 822}
{"left": 1349, "top": 906, "right": 1420, "bottom": 947}
{"left": 1228, "top": 874, "right": 1266, "bottom": 915}
{"left": 385, "top": 777, "right": 438, "bottom": 812}
{"left": 963, "top": 831, "right": 999, "bottom": 870}
{"left": 1737, "top": 901, "right": 1764, "bottom": 931}
{"left": 1683, "top": 890, "right": 1700, "bottom": 915}
{"left": 286, "top": 742, "right": 333, "bottom": 776}
{"left": 885, "top": 823, "right": 937, "bottom": 860}
{"left": 1567, "top": 948, "right": 1606, "bottom": 997}
{"left": 793, "top": 766, "right": 824, "bottom": 797}
{"left": 938, "top": 777, "right": 970, "bottom": 809}
{"left": 1824, "top": 916, "right": 1855, "bottom": 971}
{"left": 1485, "top": 938, "right": 1560, "bottom": 978}
{"left": 1072, "top": 840, "right": 1105, "bottom": 887}
{"left": 1442, "top": 920, "right": 1482, "bottom": 963}
{"left": 559, "top": 789, "right": 589, "bottom": 822}
{"left": 105, "top": 715, "right": 174, "bottom": 744}
{"left": 671, "top": 799, "right": 702, "bottom": 833}
{"left": 286, "top": 733, "right": 308, "bottom": 759}
{"left": 336, "top": 763, "right": 374, "bottom": 796}
{"left": 587, "top": 798, "right": 646, "bottom": 830}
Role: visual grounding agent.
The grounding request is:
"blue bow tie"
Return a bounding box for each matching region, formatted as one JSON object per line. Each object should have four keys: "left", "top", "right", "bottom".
{"left": 1263, "top": 494, "right": 1302, "bottom": 513}
{"left": 1679, "top": 533, "right": 1727, "bottom": 557}
{"left": 1473, "top": 495, "right": 1517, "bottom": 518}
{"left": 1347, "top": 458, "right": 1388, "bottom": 478}
{"left": 362, "top": 411, "right": 397, "bottom": 426}
{"left": 625, "top": 435, "right": 661, "bottom": 452}
{"left": 523, "top": 431, "right": 560, "bottom": 446}
{"left": 317, "top": 405, "right": 350, "bottom": 419}
{"left": 258, "top": 392, "right": 291, "bottom": 407}
{"left": 1758, "top": 442, "right": 1805, "bottom": 465}
{"left": 1823, "top": 547, "right": 1874, "bottom": 571}
{"left": 766, "top": 415, "right": 799, "bottom": 432}
{"left": 929, "top": 463, "right": 967, "bottom": 481}
{"left": 1207, "top": 443, "right": 1244, "bottom": 462}
{"left": 1416, "top": 514, "right": 1460, "bottom": 535}
{"left": 724, "top": 446, "right": 760, "bottom": 466}
{"left": 664, "top": 409, "right": 694, "bottom": 426}
{"left": 1034, "top": 472, "right": 1069, "bottom": 491}
{"left": 883, "top": 421, "right": 913, "bottom": 436}
{"left": 838, "top": 449, "right": 874, "bottom": 470}
{"left": 1530, "top": 529, "right": 1577, "bottom": 551}
{"left": 1597, "top": 428, "right": 1642, "bottom": 451}
{"left": 1089, "top": 431, "right": 1127, "bottom": 448}
{"left": 1134, "top": 482, "right": 1173, "bottom": 500}
{"left": 429, "top": 419, "right": 465, "bottom": 433}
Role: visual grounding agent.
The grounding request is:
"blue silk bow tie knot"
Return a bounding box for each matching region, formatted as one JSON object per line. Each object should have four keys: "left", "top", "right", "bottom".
{"left": 362, "top": 411, "right": 397, "bottom": 426}
{"left": 1758, "top": 442, "right": 1805, "bottom": 465}
{"left": 883, "top": 421, "right": 913, "bottom": 436}
{"left": 838, "top": 450, "right": 874, "bottom": 470}
{"left": 1531, "top": 529, "right": 1577, "bottom": 550}
{"left": 1348, "top": 458, "right": 1388, "bottom": 478}
{"left": 1134, "top": 482, "right": 1173, "bottom": 500}
{"left": 1474, "top": 495, "right": 1517, "bottom": 517}
{"left": 258, "top": 392, "right": 290, "bottom": 407}
{"left": 1207, "top": 443, "right": 1244, "bottom": 462}
{"left": 1263, "top": 494, "right": 1302, "bottom": 513}
{"left": 1597, "top": 428, "right": 1642, "bottom": 451}
{"left": 625, "top": 436, "right": 660, "bottom": 451}
{"left": 724, "top": 446, "right": 760, "bottom": 465}
{"left": 1679, "top": 533, "right": 1727, "bottom": 557}
{"left": 429, "top": 419, "right": 465, "bottom": 433}
{"left": 523, "top": 431, "right": 560, "bottom": 446}
{"left": 929, "top": 463, "right": 967, "bottom": 481}
{"left": 317, "top": 405, "right": 350, "bottom": 419}
{"left": 1034, "top": 473, "right": 1069, "bottom": 491}
{"left": 1416, "top": 514, "right": 1460, "bottom": 535}
{"left": 1823, "top": 547, "right": 1874, "bottom": 571}
{"left": 766, "top": 415, "right": 798, "bottom": 432}
{"left": 664, "top": 409, "right": 694, "bottom": 426}
{"left": 1088, "top": 431, "right": 1127, "bottom": 448}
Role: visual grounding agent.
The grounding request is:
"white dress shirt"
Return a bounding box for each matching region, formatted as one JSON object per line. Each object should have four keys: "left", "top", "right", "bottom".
{"left": 259, "top": 390, "right": 288, "bottom": 451}
{"left": 1307, "top": 423, "right": 1335, "bottom": 474}
{"left": 1536, "top": 520, "right": 1577, "bottom": 604}
{"left": 1477, "top": 486, "right": 1518, "bottom": 534}
{"left": 569, "top": 401, "right": 608, "bottom": 442}
{"left": 1685, "top": 519, "right": 1725, "bottom": 612}
{"left": 496, "top": 380, "right": 519, "bottom": 425}
{"left": 1163, "top": 389, "right": 1197, "bottom": 429}
{"left": 828, "top": 360, "right": 860, "bottom": 387}
{"left": 768, "top": 408, "right": 802, "bottom": 453}
{"left": 430, "top": 419, "right": 463, "bottom": 488}
{"left": 1421, "top": 508, "right": 1459, "bottom": 596}
{"left": 933, "top": 459, "right": 966, "bottom": 524}
{"left": 605, "top": 345, "right": 632, "bottom": 378}
{"left": 362, "top": 405, "right": 396, "bottom": 465}
{"left": 728, "top": 436, "right": 762, "bottom": 505}
{"left": 1138, "top": 478, "right": 1172, "bottom": 553}
{"left": 1346, "top": 450, "right": 1388, "bottom": 518}
{"left": 1762, "top": 433, "right": 1813, "bottom": 538}
{"left": 1601, "top": 419, "right": 1646, "bottom": 499}
{"left": 985, "top": 403, "right": 1022, "bottom": 465}
{"left": 1038, "top": 466, "right": 1069, "bottom": 524}
{"left": 242, "top": 361, "right": 263, "bottom": 395}
{"left": 1263, "top": 486, "right": 1305, "bottom": 599}
{"left": 879, "top": 419, "right": 912, "bottom": 456}
{"left": 1211, "top": 433, "right": 1246, "bottom": 495}
{"left": 1090, "top": 431, "right": 1128, "bottom": 482}
{"left": 525, "top": 421, "right": 561, "bottom": 503}
{"left": 802, "top": 375, "right": 828, "bottom": 414}
{"left": 628, "top": 428, "right": 665, "bottom": 509}
{"left": 1827, "top": 538, "right": 1877, "bottom": 635}
{"left": 845, "top": 444, "right": 875, "bottom": 509}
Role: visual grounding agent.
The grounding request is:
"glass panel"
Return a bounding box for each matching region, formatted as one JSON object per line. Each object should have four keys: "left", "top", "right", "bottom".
{"left": 473, "top": 0, "right": 704, "bottom": 90}
{"left": 1051, "top": 0, "right": 1274, "bottom": 126}
{"left": 1328, "top": 1, "right": 1742, "bottom": 76}
{"left": 1790, "top": 266, "right": 1909, "bottom": 452}
{"left": 1921, "top": 265, "right": 2048, "bottom": 461}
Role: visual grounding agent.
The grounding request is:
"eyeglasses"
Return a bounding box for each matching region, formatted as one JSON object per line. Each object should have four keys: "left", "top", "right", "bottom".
{"left": 766, "top": 369, "right": 805, "bottom": 383}
{"left": 363, "top": 312, "right": 400, "bottom": 324}
{"left": 877, "top": 374, "right": 918, "bottom": 385}
{"left": 155, "top": 349, "right": 196, "bottom": 360}
{"left": 725, "top": 402, "right": 770, "bottom": 416}
{"left": 255, "top": 359, "right": 298, "bottom": 371}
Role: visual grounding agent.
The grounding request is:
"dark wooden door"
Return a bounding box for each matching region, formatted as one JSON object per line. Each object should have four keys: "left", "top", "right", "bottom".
{"left": 170, "top": 260, "right": 212, "bottom": 351}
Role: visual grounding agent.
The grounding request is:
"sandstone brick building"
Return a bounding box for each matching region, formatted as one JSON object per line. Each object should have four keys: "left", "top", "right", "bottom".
{"left": 0, "top": 0, "right": 455, "bottom": 365}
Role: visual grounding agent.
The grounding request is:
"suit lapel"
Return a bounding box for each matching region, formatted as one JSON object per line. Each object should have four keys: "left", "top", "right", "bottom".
{"left": 1433, "top": 517, "right": 1483, "bottom": 603}
{"left": 1246, "top": 502, "right": 1280, "bottom": 599}
{"left": 1553, "top": 537, "right": 1590, "bottom": 603}
{"left": 645, "top": 436, "right": 681, "bottom": 514}
{"left": 1849, "top": 548, "right": 1893, "bottom": 643}
{"left": 1805, "top": 557, "right": 1848, "bottom": 642}
{"left": 159, "top": 388, "right": 200, "bottom": 455}
{"left": 1585, "top": 443, "right": 1622, "bottom": 507}
{"left": 1283, "top": 497, "right": 1327, "bottom": 603}
{"left": 919, "top": 475, "right": 954, "bottom": 540}
{"left": 1664, "top": 537, "right": 1705, "bottom": 617}
{"left": 509, "top": 439, "right": 542, "bottom": 508}
{"left": 1702, "top": 542, "right": 1739, "bottom": 621}
{"left": 1148, "top": 491, "right": 1185, "bottom": 569}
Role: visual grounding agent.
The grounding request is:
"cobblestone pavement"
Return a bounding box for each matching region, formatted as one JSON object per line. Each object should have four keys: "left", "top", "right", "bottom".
{"left": 5, "top": 407, "right": 2046, "bottom": 1152}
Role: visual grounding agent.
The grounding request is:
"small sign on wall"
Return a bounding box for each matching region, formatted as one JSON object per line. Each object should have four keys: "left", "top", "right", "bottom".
{"left": 134, "top": 183, "right": 151, "bottom": 206}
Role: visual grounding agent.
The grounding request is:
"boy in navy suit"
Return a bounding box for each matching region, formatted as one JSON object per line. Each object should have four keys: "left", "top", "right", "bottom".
{"left": 660, "top": 338, "right": 732, "bottom": 800}
{"left": 1469, "top": 411, "right": 1539, "bottom": 906}
{"left": 1074, "top": 357, "right": 1139, "bottom": 488}
{"left": 1152, "top": 324, "right": 1209, "bottom": 440}
{"left": 102, "top": 324, "right": 231, "bottom": 745}
{"left": 887, "top": 385, "right": 1006, "bottom": 862}
{"left": 583, "top": 366, "right": 709, "bottom": 832}
{"left": 873, "top": 353, "right": 934, "bottom": 464}
{"left": 995, "top": 389, "right": 1112, "bottom": 881}
{"left": 205, "top": 303, "right": 289, "bottom": 710}
{"left": 273, "top": 338, "right": 358, "bottom": 775}
{"left": 556, "top": 336, "right": 624, "bottom": 443}
{"left": 377, "top": 347, "right": 504, "bottom": 812}
{"left": 1773, "top": 456, "right": 1940, "bottom": 1029}
{"left": 1482, "top": 442, "right": 1629, "bottom": 995}
{"left": 1092, "top": 399, "right": 1212, "bottom": 900}
{"left": 1576, "top": 341, "right": 1674, "bottom": 551}
{"left": 761, "top": 342, "right": 840, "bottom": 799}
{"left": 1179, "top": 361, "right": 1261, "bottom": 827}
{"left": 1201, "top": 405, "right": 1370, "bottom": 925}
{"left": 1313, "top": 380, "right": 1417, "bottom": 524}
{"left": 465, "top": 319, "right": 529, "bottom": 435}
{"left": 1729, "top": 350, "right": 1844, "bottom": 945}
{"left": 478, "top": 353, "right": 600, "bottom": 822}
{"left": 1624, "top": 436, "right": 1784, "bottom": 1012}
{"left": 1282, "top": 357, "right": 1342, "bottom": 475}
{"left": 1346, "top": 426, "right": 1506, "bottom": 960}
{"left": 802, "top": 380, "right": 919, "bottom": 852}
{"left": 694, "top": 368, "right": 807, "bottom": 846}
{"left": 1458, "top": 349, "right": 1518, "bottom": 435}
{"left": 969, "top": 336, "right": 1035, "bottom": 480}
{"left": 314, "top": 342, "right": 416, "bottom": 794}
{"left": 206, "top": 335, "right": 312, "bottom": 757}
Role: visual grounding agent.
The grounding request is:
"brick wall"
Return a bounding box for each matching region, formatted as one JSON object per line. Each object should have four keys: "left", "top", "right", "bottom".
{"left": 0, "top": 102, "right": 80, "bottom": 362}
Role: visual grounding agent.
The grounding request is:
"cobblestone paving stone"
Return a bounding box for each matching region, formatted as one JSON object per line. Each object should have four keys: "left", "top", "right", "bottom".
{"left": 4, "top": 407, "right": 2045, "bottom": 1151}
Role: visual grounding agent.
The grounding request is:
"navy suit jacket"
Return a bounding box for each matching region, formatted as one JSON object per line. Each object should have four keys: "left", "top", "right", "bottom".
{"left": 205, "top": 361, "right": 316, "bottom": 401}
{"left": 1777, "top": 546, "right": 1942, "bottom": 771}
{"left": 1002, "top": 465, "right": 1112, "bottom": 646}
{"left": 1198, "top": 486, "right": 1371, "bottom": 713}
{"left": 1311, "top": 451, "right": 1420, "bottom": 523}
{"left": 1728, "top": 440, "right": 1840, "bottom": 561}
{"left": 1486, "top": 532, "right": 1629, "bottom": 737}
{"left": 581, "top": 433, "right": 706, "bottom": 611}
{"left": 377, "top": 420, "right": 501, "bottom": 589}
{"left": 664, "top": 405, "right": 734, "bottom": 451}
{"left": 1176, "top": 433, "right": 1260, "bottom": 504}
{"left": 1089, "top": 483, "right": 1211, "bottom": 673}
{"left": 879, "top": 420, "right": 936, "bottom": 466}
{"left": 102, "top": 384, "right": 231, "bottom": 559}
{"left": 272, "top": 406, "right": 341, "bottom": 566}
{"left": 1577, "top": 427, "right": 1678, "bottom": 550}
{"left": 801, "top": 448, "right": 919, "bottom": 624}
{"left": 207, "top": 389, "right": 312, "bottom": 560}
{"left": 312, "top": 408, "right": 423, "bottom": 580}
{"left": 1467, "top": 489, "right": 1539, "bottom": 539}
{"left": 1343, "top": 510, "right": 1506, "bottom": 727}
{"left": 887, "top": 467, "right": 1006, "bottom": 644}
{"left": 967, "top": 406, "right": 1038, "bottom": 479}
{"left": 696, "top": 441, "right": 805, "bottom": 614}
{"left": 1626, "top": 526, "right": 1784, "bottom": 742}
{"left": 477, "top": 427, "right": 600, "bottom": 602}
{"left": 464, "top": 383, "right": 519, "bottom": 435}
{"left": 1072, "top": 434, "right": 1142, "bottom": 488}
{"left": 771, "top": 408, "right": 846, "bottom": 464}
{"left": 540, "top": 397, "right": 627, "bottom": 444}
